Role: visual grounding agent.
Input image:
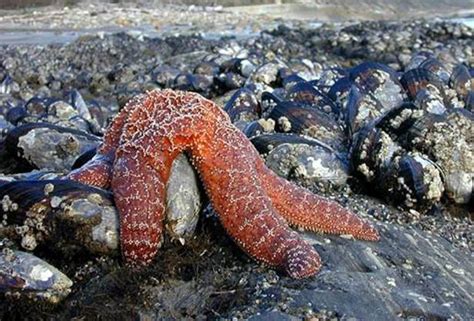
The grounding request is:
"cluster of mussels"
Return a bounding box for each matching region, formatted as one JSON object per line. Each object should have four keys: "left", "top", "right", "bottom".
{"left": 0, "top": 20, "right": 472, "bottom": 303}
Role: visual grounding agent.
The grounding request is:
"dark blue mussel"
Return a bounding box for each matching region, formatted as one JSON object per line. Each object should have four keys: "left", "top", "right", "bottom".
{"left": 267, "top": 100, "right": 347, "bottom": 152}
{"left": 174, "top": 73, "right": 214, "bottom": 96}
{"left": 348, "top": 62, "right": 404, "bottom": 112}
{"left": 419, "top": 58, "right": 451, "bottom": 84}
{"left": 285, "top": 81, "right": 339, "bottom": 116}
{"left": 377, "top": 154, "right": 444, "bottom": 211}
{"left": 4, "top": 123, "right": 101, "bottom": 172}
{"left": 251, "top": 133, "right": 349, "bottom": 190}
{"left": 223, "top": 87, "right": 261, "bottom": 124}
{"left": 400, "top": 68, "right": 448, "bottom": 103}
{"left": 450, "top": 63, "right": 472, "bottom": 99}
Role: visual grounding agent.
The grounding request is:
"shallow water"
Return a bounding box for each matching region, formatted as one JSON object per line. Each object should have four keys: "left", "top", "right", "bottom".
{"left": 0, "top": 16, "right": 471, "bottom": 46}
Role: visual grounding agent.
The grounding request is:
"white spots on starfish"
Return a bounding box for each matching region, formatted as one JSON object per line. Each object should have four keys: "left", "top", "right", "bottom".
{"left": 68, "top": 88, "right": 378, "bottom": 277}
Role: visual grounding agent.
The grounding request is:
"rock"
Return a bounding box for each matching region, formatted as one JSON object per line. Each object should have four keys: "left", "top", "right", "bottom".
{"left": 283, "top": 223, "right": 474, "bottom": 320}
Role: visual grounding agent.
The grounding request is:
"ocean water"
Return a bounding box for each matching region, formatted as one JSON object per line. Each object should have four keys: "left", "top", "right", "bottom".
{"left": 0, "top": 16, "right": 472, "bottom": 46}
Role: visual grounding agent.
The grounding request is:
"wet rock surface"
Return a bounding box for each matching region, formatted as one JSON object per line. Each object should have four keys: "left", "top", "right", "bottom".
{"left": 0, "top": 6, "right": 472, "bottom": 320}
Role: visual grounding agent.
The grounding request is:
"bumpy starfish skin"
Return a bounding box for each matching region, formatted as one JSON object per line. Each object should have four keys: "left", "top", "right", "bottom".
{"left": 67, "top": 89, "right": 379, "bottom": 278}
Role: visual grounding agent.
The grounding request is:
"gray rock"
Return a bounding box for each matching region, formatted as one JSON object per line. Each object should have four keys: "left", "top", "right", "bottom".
{"left": 287, "top": 223, "right": 474, "bottom": 320}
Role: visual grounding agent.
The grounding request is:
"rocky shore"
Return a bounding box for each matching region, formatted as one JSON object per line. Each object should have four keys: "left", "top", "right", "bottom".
{"left": 0, "top": 3, "right": 473, "bottom": 320}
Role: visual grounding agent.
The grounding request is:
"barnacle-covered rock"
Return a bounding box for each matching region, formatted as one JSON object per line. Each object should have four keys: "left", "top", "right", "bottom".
{"left": 5, "top": 123, "right": 101, "bottom": 172}
{"left": 0, "top": 249, "right": 73, "bottom": 303}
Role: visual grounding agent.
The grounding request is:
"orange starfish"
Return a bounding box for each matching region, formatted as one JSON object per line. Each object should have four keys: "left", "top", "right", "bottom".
{"left": 68, "top": 89, "right": 379, "bottom": 278}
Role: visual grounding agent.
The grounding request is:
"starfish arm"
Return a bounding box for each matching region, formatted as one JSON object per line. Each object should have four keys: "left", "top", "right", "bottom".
{"left": 256, "top": 159, "right": 380, "bottom": 241}
{"left": 99, "top": 93, "right": 148, "bottom": 155}
{"left": 194, "top": 124, "right": 321, "bottom": 278}
{"left": 67, "top": 94, "right": 149, "bottom": 188}
{"left": 112, "top": 144, "right": 169, "bottom": 265}
{"left": 67, "top": 153, "right": 113, "bottom": 188}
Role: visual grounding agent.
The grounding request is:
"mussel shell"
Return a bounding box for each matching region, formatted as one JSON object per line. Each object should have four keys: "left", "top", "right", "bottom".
{"left": 327, "top": 77, "right": 353, "bottom": 103}
{"left": 449, "top": 64, "right": 472, "bottom": 99}
{"left": 223, "top": 87, "right": 260, "bottom": 123}
{"left": 165, "top": 154, "right": 201, "bottom": 241}
{"left": 419, "top": 58, "right": 451, "bottom": 84}
{"left": 242, "top": 119, "right": 274, "bottom": 139}
{"left": 24, "top": 96, "right": 56, "bottom": 117}
{"left": 0, "top": 179, "right": 118, "bottom": 255}
{"left": 67, "top": 89, "right": 92, "bottom": 121}
{"left": 317, "top": 67, "right": 349, "bottom": 92}
{"left": 372, "top": 102, "right": 424, "bottom": 139}
{"left": 246, "top": 62, "right": 284, "bottom": 87}
{"left": 265, "top": 142, "right": 349, "bottom": 190}
{"left": 405, "top": 51, "right": 434, "bottom": 70}
{"left": 260, "top": 90, "right": 283, "bottom": 115}
{"left": 0, "top": 250, "right": 73, "bottom": 303}
{"left": 193, "top": 61, "right": 220, "bottom": 76}
{"left": 414, "top": 89, "right": 447, "bottom": 115}
{"left": 344, "top": 85, "right": 387, "bottom": 136}
{"left": 281, "top": 74, "right": 306, "bottom": 91}
{"left": 465, "top": 91, "right": 474, "bottom": 112}
{"left": 286, "top": 81, "right": 339, "bottom": 116}
{"left": 215, "top": 72, "right": 246, "bottom": 91}
{"left": 71, "top": 147, "right": 97, "bottom": 170}
{"left": 219, "top": 58, "right": 245, "bottom": 74}
{"left": 0, "top": 75, "right": 19, "bottom": 95}
{"left": 5, "top": 106, "right": 28, "bottom": 125}
{"left": 349, "top": 62, "right": 398, "bottom": 92}
{"left": 152, "top": 65, "right": 181, "bottom": 88}
{"left": 5, "top": 123, "right": 101, "bottom": 171}
{"left": 268, "top": 101, "right": 347, "bottom": 152}
{"left": 174, "top": 73, "right": 214, "bottom": 95}
{"left": 400, "top": 68, "right": 447, "bottom": 103}
{"left": 349, "top": 62, "right": 405, "bottom": 112}
{"left": 401, "top": 110, "right": 473, "bottom": 204}
{"left": 251, "top": 132, "right": 334, "bottom": 155}
{"left": 377, "top": 154, "right": 444, "bottom": 211}
{"left": 350, "top": 126, "right": 403, "bottom": 182}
